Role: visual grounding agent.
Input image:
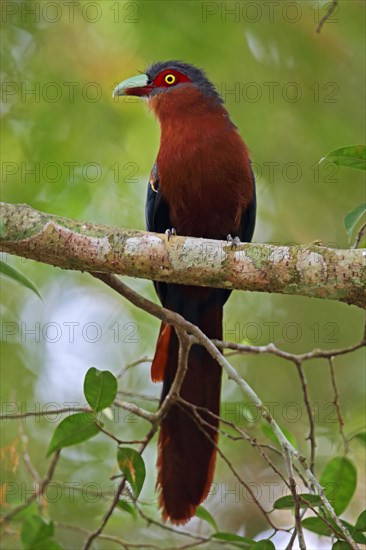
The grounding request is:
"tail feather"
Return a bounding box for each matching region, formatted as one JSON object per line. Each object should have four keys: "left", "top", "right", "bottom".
{"left": 151, "top": 323, "right": 173, "bottom": 382}
{"left": 151, "top": 297, "right": 222, "bottom": 524}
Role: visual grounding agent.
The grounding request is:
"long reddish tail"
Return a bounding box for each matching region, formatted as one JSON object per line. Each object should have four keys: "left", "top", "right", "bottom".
{"left": 151, "top": 289, "right": 223, "bottom": 524}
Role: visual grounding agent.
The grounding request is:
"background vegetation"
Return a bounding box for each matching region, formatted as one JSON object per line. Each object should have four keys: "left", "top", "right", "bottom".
{"left": 1, "top": 0, "right": 365, "bottom": 548}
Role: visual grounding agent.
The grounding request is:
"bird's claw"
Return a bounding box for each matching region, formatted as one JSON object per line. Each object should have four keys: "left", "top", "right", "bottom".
{"left": 165, "top": 228, "right": 177, "bottom": 241}
{"left": 227, "top": 234, "right": 241, "bottom": 248}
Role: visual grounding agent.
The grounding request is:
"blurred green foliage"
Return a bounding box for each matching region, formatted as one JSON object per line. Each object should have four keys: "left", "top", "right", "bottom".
{"left": 1, "top": 1, "right": 365, "bottom": 548}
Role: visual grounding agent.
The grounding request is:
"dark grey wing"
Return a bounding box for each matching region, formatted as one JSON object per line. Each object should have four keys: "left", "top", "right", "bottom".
{"left": 145, "top": 163, "right": 172, "bottom": 304}
{"left": 145, "top": 163, "right": 172, "bottom": 234}
{"left": 239, "top": 166, "right": 256, "bottom": 243}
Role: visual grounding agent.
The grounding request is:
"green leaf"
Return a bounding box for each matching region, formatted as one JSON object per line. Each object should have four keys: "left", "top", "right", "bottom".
{"left": 250, "top": 541, "right": 275, "bottom": 550}
{"left": 320, "top": 144, "right": 366, "bottom": 170}
{"left": 273, "top": 493, "right": 323, "bottom": 510}
{"left": 116, "top": 499, "right": 137, "bottom": 519}
{"left": 20, "top": 515, "right": 55, "bottom": 550}
{"left": 344, "top": 203, "right": 366, "bottom": 238}
{"left": 352, "top": 530, "right": 366, "bottom": 544}
{"left": 117, "top": 447, "right": 146, "bottom": 498}
{"left": 351, "top": 432, "right": 366, "bottom": 448}
{"left": 10, "top": 502, "right": 39, "bottom": 522}
{"left": 302, "top": 517, "right": 332, "bottom": 537}
{"left": 332, "top": 542, "right": 351, "bottom": 550}
{"left": 0, "top": 260, "right": 42, "bottom": 300}
{"left": 303, "top": 516, "right": 366, "bottom": 544}
{"left": 195, "top": 505, "right": 218, "bottom": 531}
{"left": 355, "top": 510, "right": 366, "bottom": 532}
{"left": 47, "top": 412, "right": 100, "bottom": 456}
{"left": 83, "top": 367, "right": 118, "bottom": 412}
{"left": 261, "top": 423, "right": 297, "bottom": 449}
{"left": 31, "top": 540, "right": 63, "bottom": 550}
{"left": 319, "top": 457, "right": 357, "bottom": 515}
{"left": 213, "top": 532, "right": 255, "bottom": 548}
{"left": 343, "top": 523, "right": 366, "bottom": 544}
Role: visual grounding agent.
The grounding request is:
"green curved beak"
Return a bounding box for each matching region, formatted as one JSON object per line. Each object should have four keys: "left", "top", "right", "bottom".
{"left": 112, "top": 74, "right": 149, "bottom": 97}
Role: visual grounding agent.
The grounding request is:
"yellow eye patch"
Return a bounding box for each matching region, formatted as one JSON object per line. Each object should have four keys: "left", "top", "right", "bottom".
{"left": 164, "top": 74, "right": 176, "bottom": 85}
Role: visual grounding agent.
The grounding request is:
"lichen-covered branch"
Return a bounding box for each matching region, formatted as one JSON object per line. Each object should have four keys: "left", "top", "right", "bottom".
{"left": 0, "top": 202, "right": 365, "bottom": 308}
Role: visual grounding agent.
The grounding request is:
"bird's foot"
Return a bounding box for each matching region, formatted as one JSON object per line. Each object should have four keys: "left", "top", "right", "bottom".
{"left": 165, "top": 228, "right": 177, "bottom": 241}
{"left": 227, "top": 234, "right": 241, "bottom": 248}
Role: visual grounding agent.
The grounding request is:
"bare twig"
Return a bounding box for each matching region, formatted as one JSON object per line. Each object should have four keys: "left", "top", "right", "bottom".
{"left": 116, "top": 356, "right": 152, "bottom": 379}
{"left": 293, "top": 361, "right": 316, "bottom": 472}
{"left": 2, "top": 450, "right": 61, "bottom": 523}
{"left": 90, "top": 273, "right": 359, "bottom": 548}
{"left": 212, "top": 338, "right": 366, "bottom": 364}
{"left": 316, "top": 0, "right": 338, "bottom": 33}
{"left": 328, "top": 357, "right": 349, "bottom": 455}
{"left": 305, "top": 467, "right": 358, "bottom": 549}
{"left": 113, "top": 400, "right": 155, "bottom": 424}
{"left": 136, "top": 503, "right": 211, "bottom": 544}
{"left": 353, "top": 221, "right": 366, "bottom": 249}
{"left": 3, "top": 268, "right": 362, "bottom": 546}
{"left": 58, "top": 520, "right": 227, "bottom": 549}
{"left": 81, "top": 323, "right": 193, "bottom": 549}
{"left": 283, "top": 447, "right": 306, "bottom": 550}
{"left": 95, "top": 422, "right": 145, "bottom": 446}
{"left": 178, "top": 397, "right": 292, "bottom": 489}
{"left": 19, "top": 424, "right": 41, "bottom": 483}
{"left": 0, "top": 406, "right": 92, "bottom": 421}
{"left": 177, "top": 399, "right": 280, "bottom": 530}
{"left": 82, "top": 427, "right": 156, "bottom": 550}
{"left": 156, "top": 329, "right": 192, "bottom": 421}
{"left": 56, "top": 522, "right": 161, "bottom": 549}
{"left": 117, "top": 389, "right": 159, "bottom": 402}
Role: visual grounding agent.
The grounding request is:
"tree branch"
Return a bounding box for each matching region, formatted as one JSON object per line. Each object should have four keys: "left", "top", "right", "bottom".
{"left": 1, "top": 202, "right": 365, "bottom": 308}
{"left": 2, "top": 450, "right": 61, "bottom": 523}
{"left": 316, "top": 0, "right": 338, "bottom": 33}
{"left": 91, "top": 273, "right": 359, "bottom": 549}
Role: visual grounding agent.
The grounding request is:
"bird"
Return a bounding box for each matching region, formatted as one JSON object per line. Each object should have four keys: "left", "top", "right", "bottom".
{"left": 113, "top": 61, "right": 256, "bottom": 524}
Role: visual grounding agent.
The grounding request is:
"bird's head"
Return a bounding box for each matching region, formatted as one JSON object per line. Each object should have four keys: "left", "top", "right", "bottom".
{"left": 113, "top": 61, "right": 222, "bottom": 106}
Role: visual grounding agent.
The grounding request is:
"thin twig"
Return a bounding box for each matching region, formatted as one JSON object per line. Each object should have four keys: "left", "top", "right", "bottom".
{"left": 316, "top": 0, "right": 338, "bottom": 33}
{"left": 177, "top": 400, "right": 280, "bottom": 530}
{"left": 81, "top": 324, "right": 192, "bottom": 549}
{"left": 90, "top": 273, "right": 359, "bottom": 548}
{"left": 178, "top": 397, "right": 292, "bottom": 490}
{"left": 56, "top": 522, "right": 160, "bottom": 549}
{"left": 0, "top": 406, "right": 91, "bottom": 421}
{"left": 286, "top": 510, "right": 308, "bottom": 550}
{"left": 187, "top": 407, "right": 329, "bottom": 543}
{"left": 212, "top": 338, "right": 365, "bottom": 364}
{"left": 2, "top": 450, "right": 61, "bottom": 523}
{"left": 137, "top": 506, "right": 215, "bottom": 544}
{"left": 96, "top": 422, "right": 145, "bottom": 446}
{"left": 352, "top": 221, "right": 366, "bottom": 249}
{"left": 116, "top": 356, "right": 152, "bottom": 379}
{"left": 82, "top": 427, "right": 157, "bottom": 550}
{"left": 283, "top": 447, "right": 306, "bottom": 550}
{"left": 19, "top": 424, "right": 41, "bottom": 482}
{"left": 293, "top": 360, "right": 316, "bottom": 472}
{"left": 328, "top": 357, "right": 349, "bottom": 455}
{"left": 113, "top": 400, "right": 155, "bottom": 423}
{"left": 305, "top": 467, "right": 358, "bottom": 549}
{"left": 156, "top": 329, "right": 192, "bottom": 421}
{"left": 117, "top": 389, "right": 159, "bottom": 402}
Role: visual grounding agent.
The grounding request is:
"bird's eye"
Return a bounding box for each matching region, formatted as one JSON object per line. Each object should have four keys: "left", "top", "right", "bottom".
{"left": 164, "top": 74, "right": 176, "bottom": 85}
